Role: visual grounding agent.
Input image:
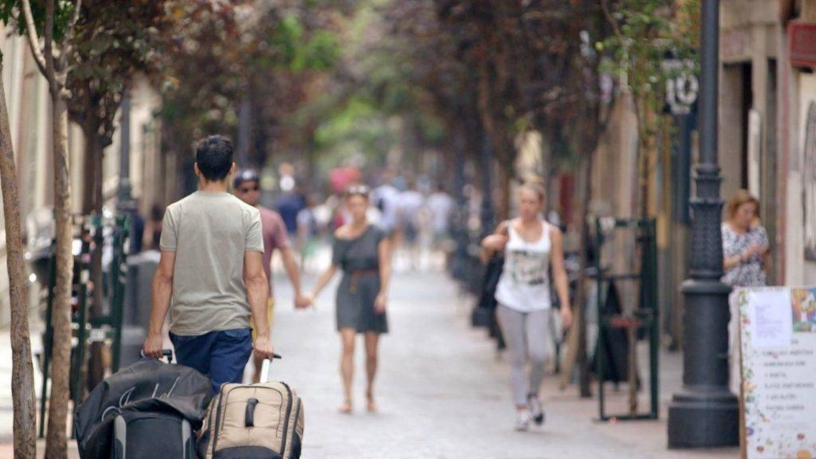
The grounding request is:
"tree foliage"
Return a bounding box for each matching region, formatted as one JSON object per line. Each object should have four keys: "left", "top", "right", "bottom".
{"left": 158, "top": 0, "right": 344, "bottom": 174}
{"left": 598, "top": 0, "right": 700, "bottom": 216}
{"left": 67, "top": 0, "right": 170, "bottom": 147}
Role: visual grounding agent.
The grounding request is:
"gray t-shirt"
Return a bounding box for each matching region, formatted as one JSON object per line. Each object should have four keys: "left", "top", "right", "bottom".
{"left": 160, "top": 191, "right": 264, "bottom": 335}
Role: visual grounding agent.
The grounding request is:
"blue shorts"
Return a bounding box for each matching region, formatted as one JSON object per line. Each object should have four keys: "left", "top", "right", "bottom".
{"left": 170, "top": 328, "right": 253, "bottom": 395}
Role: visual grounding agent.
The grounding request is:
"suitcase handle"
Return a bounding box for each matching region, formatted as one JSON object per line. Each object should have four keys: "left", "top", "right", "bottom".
{"left": 259, "top": 354, "right": 282, "bottom": 383}
{"left": 245, "top": 398, "right": 259, "bottom": 427}
{"left": 140, "top": 349, "right": 174, "bottom": 363}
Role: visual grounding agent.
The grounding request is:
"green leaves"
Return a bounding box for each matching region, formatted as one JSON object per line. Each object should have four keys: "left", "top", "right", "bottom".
{"left": 600, "top": 0, "right": 698, "bottom": 95}
{"left": 0, "top": 0, "right": 76, "bottom": 42}
{"left": 263, "top": 15, "right": 340, "bottom": 72}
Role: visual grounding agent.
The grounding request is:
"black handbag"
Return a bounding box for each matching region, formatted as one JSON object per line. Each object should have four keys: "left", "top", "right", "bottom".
{"left": 472, "top": 222, "right": 510, "bottom": 329}
{"left": 478, "top": 253, "right": 505, "bottom": 310}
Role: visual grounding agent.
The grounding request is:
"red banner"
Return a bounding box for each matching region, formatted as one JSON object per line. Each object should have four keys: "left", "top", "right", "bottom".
{"left": 790, "top": 21, "right": 816, "bottom": 69}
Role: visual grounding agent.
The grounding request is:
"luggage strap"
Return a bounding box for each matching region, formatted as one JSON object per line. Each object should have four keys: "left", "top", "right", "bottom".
{"left": 245, "top": 398, "right": 259, "bottom": 427}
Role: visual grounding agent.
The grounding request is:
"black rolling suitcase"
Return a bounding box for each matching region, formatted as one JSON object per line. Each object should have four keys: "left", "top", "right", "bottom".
{"left": 75, "top": 350, "right": 211, "bottom": 459}
{"left": 111, "top": 411, "right": 195, "bottom": 459}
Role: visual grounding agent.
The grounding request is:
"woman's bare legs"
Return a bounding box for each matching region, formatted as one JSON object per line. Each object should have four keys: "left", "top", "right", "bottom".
{"left": 364, "top": 332, "right": 380, "bottom": 412}
{"left": 339, "top": 328, "right": 356, "bottom": 413}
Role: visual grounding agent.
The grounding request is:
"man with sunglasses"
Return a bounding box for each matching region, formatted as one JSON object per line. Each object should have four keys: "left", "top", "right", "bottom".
{"left": 234, "top": 169, "right": 311, "bottom": 382}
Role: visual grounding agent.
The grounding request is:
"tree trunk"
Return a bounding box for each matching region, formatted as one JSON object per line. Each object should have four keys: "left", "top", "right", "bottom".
{"left": 573, "top": 151, "right": 594, "bottom": 397}
{"left": 0, "top": 53, "right": 38, "bottom": 459}
{"left": 84, "top": 129, "right": 106, "bottom": 393}
{"left": 557, "top": 139, "right": 597, "bottom": 399}
{"left": 81, "top": 125, "right": 98, "bottom": 215}
{"left": 45, "top": 95, "right": 74, "bottom": 459}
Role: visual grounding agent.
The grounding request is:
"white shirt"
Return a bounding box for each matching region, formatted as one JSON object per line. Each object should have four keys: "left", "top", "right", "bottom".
{"left": 372, "top": 184, "right": 399, "bottom": 231}
{"left": 396, "top": 190, "right": 424, "bottom": 226}
{"left": 427, "top": 192, "right": 454, "bottom": 233}
{"left": 494, "top": 220, "right": 552, "bottom": 312}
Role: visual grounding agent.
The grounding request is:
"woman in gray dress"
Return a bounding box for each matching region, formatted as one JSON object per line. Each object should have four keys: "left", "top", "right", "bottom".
{"left": 309, "top": 185, "right": 392, "bottom": 413}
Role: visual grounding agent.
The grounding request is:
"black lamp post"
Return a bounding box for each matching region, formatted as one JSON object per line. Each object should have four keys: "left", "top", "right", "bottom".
{"left": 667, "top": 0, "right": 739, "bottom": 448}
{"left": 117, "top": 96, "right": 134, "bottom": 214}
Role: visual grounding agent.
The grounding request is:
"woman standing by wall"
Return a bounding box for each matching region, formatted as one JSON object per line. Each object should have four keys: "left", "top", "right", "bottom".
{"left": 309, "top": 185, "right": 392, "bottom": 414}
{"left": 723, "top": 189, "right": 770, "bottom": 394}
{"left": 481, "top": 182, "right": 573, "bottom": 431}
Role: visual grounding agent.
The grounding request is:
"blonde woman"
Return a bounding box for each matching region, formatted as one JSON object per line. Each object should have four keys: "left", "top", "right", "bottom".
{"left": 722, "top": 190, "right": 769, "bottom": 287}
{"left": 723, "top": 190, "right": 769, "bottom": 394}
{"left": 481, "top": 182, "right": 573, "bottom": 431}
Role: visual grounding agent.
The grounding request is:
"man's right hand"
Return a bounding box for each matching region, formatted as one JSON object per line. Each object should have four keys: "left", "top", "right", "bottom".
{"left": 253, "top": 335, "right": 276, "bottom": 360}
{"left": 142, "top": 333, "right": 164, "bottom": 359}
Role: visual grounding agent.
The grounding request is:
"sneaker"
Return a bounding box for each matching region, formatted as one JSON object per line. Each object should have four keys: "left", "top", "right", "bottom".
{"left": 515, "top": 409, "right": 531, "bottom": 431}
{"left": 528, "top": 395, "right": 545, "bottom": 425}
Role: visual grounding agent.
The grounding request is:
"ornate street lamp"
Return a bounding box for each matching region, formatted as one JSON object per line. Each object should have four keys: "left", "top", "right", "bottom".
{"left": 667, "top": 0, "right": 739, "bottom": 448}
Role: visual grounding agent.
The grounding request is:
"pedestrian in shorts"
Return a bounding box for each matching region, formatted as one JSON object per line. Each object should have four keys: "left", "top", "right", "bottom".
{"left": 142, "top": 135, "right": 275, "bottom": 394}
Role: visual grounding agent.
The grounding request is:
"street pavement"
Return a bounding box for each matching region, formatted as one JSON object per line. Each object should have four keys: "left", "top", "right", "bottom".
{"left": 0, "top": 259, "right": 740, "bottom": 458}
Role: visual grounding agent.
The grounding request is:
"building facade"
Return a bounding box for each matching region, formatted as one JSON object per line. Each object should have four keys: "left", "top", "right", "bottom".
{"left": 0, "top": 30, "right": 166, "bottom": 327}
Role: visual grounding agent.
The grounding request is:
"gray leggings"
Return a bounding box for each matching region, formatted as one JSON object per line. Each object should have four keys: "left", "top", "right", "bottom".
{"left": 496, "top": 305, "right": 555, "bottom": 406}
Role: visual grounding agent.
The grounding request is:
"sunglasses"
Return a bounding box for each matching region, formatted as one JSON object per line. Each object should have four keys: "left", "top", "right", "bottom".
{"left": 346, "top": 185, "right": 370, "bottom": 196}
{"left": 238, "top": 185, "right": 260, "bottom": 193}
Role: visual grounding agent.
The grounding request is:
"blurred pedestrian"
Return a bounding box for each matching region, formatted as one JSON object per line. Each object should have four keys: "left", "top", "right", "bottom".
{"left": 127, "top": 200, "right": 146, "bottom": 255}
{"left": 396, "top": 183, "right": 424, "bottom": 270}
{"left": 723, "top": 189, "right": 769, "bottom": 394}
{"left": 371, "top": 170, "right": 400, "bottom": 234}
{"left": 296, "top": 194, "right": 319, "bottom": 273}
{"left": 142, "top": 135, "right": 275, "bottom": 395}
{"left": 277, "top": 188, "right": 306, "bottom": 238}
{"left": 142, "top": 203, "right": 164, "bottom": 251}
{"left": 234, "top": 168, "right": 311, "bottom": 383}
{"left": 481, "top": 181, "right": 573, "bottom": 431}
{"left": 426, "top": 184, "right": 454, "bottom": 250}
{"left": 308, "top": 185, "right": 392, "bottom": 414}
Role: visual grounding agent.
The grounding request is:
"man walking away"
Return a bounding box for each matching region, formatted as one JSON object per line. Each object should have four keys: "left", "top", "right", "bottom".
{"left": 426, "top": 184, "right": 454, "bottom": 253}
{"left": 233, "top": 168, "right": 310, "bottom": 382}
{"left": 371, "top": 170, "right": 400, "bottom": 234}
{"left": 143, "top": 135, "right": 274, "bottom": 394}
{"left": 396, "top": 183, "right": 425, "bottom": 270}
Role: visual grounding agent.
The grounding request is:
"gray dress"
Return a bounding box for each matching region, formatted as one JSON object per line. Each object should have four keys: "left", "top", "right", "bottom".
{"left": 332, "top": 226, "right": 389, "bottom": 334}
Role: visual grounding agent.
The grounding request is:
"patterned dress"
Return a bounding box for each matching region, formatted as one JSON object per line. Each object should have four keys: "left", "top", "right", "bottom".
{"left": 721, "top": 224, "right": 769, "bottom": 287}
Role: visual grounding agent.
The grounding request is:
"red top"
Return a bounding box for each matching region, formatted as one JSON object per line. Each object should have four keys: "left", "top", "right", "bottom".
{"left": 258, "top": 206, "right": 290, "bottom": 293}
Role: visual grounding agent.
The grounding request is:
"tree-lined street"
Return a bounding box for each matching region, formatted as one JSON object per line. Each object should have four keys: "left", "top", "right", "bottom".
{"left": 1, "top": 261, "right": 738, "bottom": 458}
{"left": 2, "top": 0, "right": 814, "bottom": 457}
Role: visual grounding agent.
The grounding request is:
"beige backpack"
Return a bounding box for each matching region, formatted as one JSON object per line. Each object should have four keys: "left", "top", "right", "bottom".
{"left": 199, "top": 379, "right": 304, "bottom": 459}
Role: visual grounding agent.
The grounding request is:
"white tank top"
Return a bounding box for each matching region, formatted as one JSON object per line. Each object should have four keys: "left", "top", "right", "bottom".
{"left": 494, "top": 219, "right": 552, "bottom": 312}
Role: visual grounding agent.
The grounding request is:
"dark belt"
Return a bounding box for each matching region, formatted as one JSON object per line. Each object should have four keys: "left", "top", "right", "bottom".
{"left": 349, "top": 270, "right": 379, "bottom": 293}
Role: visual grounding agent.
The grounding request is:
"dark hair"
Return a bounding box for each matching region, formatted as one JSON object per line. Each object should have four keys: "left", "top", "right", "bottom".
{"left": 195, "top": 135, "right": 234, "bottom": 182}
